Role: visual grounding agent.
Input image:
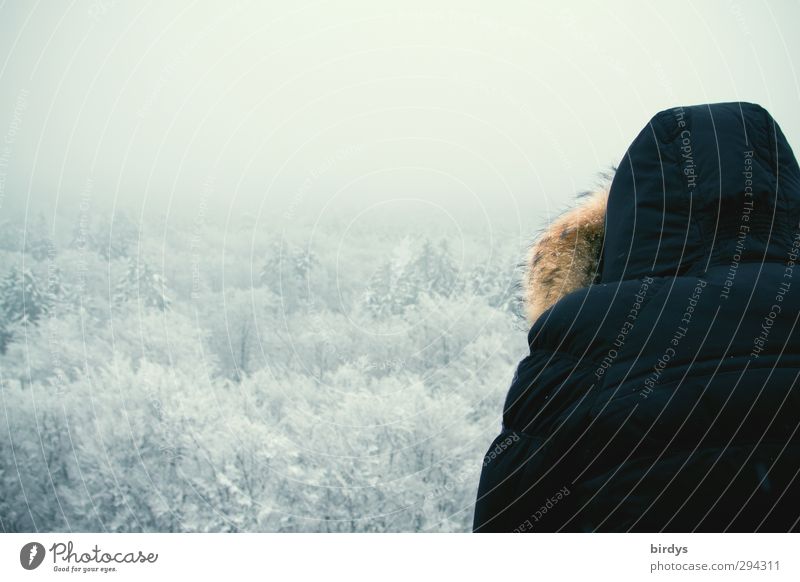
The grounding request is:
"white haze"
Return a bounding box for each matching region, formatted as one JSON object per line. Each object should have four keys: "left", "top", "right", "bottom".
{"left": 0, "top": 0, "right": 798, "bottom": 235}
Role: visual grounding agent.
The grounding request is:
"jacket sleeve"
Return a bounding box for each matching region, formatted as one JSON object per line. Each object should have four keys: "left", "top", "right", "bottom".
{"left": 473, "top": 346, "right": 596, "bottom": 532}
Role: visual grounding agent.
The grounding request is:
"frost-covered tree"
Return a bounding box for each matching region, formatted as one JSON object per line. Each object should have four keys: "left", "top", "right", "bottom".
{"left": 24, "top": 213, "right": 57, "bottom": 261}
{"left": 68, "top": 208, "right": 98, "bottom": 254}
{"left": 114, "top": 258, "right": 171, "bottom": 311}
{"left": 362, "top": 261, "right": 395, "bottom": 317}
{"left": 0, "top": 220, "right": 23, "bottom": 252}
{"left": 0, "top": 267, "right": 53, "bottom": 323}
{"left": 202, "top": 287, "right": 278, "bottom": 381}
{"left": 259, "top": 241, "right": 318, "bottom": 311}
{"left": 0, "top": 267, "right": 54, "bottom": 353}
{"left": 362, "top": 237, "right": 417, "bottom": 316}
{"left": 411, "top": 239, "right": 459, "bottom": 297}
{"left": 362, "top": 237, "right": 461, "bottom": 317}
{"left": 98, "top": 212, "right": 139, "bottom": 259}
{"left": 0, "top": 209, "right": 522, "bottom": 533}
{"left": 466, "top": 261, "right": 522, "bottom": 315}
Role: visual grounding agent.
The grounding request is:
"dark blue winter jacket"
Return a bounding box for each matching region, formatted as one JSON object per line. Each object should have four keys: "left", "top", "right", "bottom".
{"left": 474, "top": 102, "right": 800, "bottom": 532}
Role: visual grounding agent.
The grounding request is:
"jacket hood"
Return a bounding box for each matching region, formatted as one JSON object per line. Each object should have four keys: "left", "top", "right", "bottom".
{"left": 524, "top": 102, "right": 800, "bottom": 323}
{"left": 602, "top": 102, "right": 800, "bottom": 283}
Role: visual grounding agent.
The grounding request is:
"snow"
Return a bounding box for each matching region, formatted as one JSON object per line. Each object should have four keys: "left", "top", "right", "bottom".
{"left": 0, "top": 214, "right": 526, "bottom": 532}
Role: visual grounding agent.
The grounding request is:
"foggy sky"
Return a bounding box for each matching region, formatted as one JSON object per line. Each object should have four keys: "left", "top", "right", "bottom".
{"left": 1, "top": 0, "right": 799, "bottom": 235}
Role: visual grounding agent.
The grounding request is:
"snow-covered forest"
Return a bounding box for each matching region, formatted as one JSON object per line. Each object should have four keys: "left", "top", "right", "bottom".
{"left": 0, "top": 209, "right": 527, "bottom": 532}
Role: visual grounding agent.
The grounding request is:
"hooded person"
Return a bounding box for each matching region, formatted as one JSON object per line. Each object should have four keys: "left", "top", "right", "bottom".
{"left": 473, "top": 102, "right": 800, "bottom": 532}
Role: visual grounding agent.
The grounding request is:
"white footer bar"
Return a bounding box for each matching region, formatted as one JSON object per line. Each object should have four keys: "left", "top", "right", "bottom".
{"left": 1, "top": 533, "right": 795, "bottom": 580}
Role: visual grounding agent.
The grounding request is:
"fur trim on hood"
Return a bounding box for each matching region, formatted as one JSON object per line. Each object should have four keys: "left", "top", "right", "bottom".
{"left": 523, "top": 180, "right": 610, "bottom": 324}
